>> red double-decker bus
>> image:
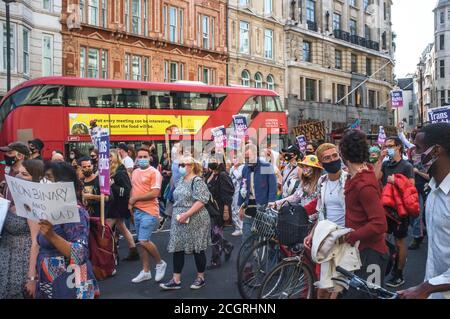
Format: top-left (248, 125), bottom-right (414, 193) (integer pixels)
top-left (0, 77), bottom-right (287, 160)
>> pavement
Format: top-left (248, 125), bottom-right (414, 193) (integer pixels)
top-left (98, 221), bottom-right (428, 299)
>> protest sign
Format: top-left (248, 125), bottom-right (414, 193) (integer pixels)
top-left (0, 197), bottom-right (10, 235)
top-left (232, 115), bottom-right (248, 137)
top-left (296, 135), bottom-right (307, 152)
top-left (98, 132), bottom-right (110, 195)
top-left (377, 126), bottom-right (386, 145)
top-left (428, 106), bottom-right (450, 123)
top-left (391, 90), bottom-right (404, 108)
top-left (5, 176), bottom-right (79, 225)
top-left (211, 126), bottom-right (227, 153)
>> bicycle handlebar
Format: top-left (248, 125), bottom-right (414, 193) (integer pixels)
top-left (336, 266), bottom-right (356, 279)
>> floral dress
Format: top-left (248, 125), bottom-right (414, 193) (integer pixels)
top-left (35, 207), bottom-right (99, 299)
top-left (0, 211), bottom-right (31, 299)
top-left (167, 176), bottom-right (211, 254)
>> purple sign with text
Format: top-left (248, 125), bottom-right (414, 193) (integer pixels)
top-left (98, 132), bottom-right (110, 195)
top-left (391, 90), bottom-right (404, 108)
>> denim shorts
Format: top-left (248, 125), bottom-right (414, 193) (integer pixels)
top-left (133, 209), bottom-right (158, 241)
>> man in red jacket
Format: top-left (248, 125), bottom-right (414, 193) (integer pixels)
top-left (339, 130), bottom-right (389, 299)
top-left (375, 136), bottom-right (415, 288)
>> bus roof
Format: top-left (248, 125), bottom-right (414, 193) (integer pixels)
top-left (2, 77), bottom-right (279, 104)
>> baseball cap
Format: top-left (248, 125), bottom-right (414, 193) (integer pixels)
top-left (0, 141), bottom-right (31, 157)
top-left (28, 138), bottom-right (44, 151)
top-left (118, 142), bottom-right (128, 152)
top-left (282, 145), bottom-right (302, 158)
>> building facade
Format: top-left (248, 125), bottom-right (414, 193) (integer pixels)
top-left (0, 0), bottom-right (63, 97)
top-left (283, 0), bottom-right (395, 141)
top-left (61, 0), bottom-right (227, 84)
top-left (433, 0), bottom-right (450, 108)
top-left (227, 0), bottom-right (285, 100)
top-left (395, 77), bottom-right (416, 132)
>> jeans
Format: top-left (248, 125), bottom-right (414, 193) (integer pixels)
top-left (410, 193), bottom-right (425, 239)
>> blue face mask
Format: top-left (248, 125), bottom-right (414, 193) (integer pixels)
top-left (387, 148), bottom-right (396, 159)
top-left (178, 167), bottom-right (187, 176)
top-left (137, 159), bottom-right (150, 168)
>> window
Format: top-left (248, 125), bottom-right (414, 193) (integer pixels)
top-left (264, 29), bottom-right (273, 59)
top-left (337, 84), bottom-right (346, 105)
top-left (306, 0), bottom-right (316, 23)
top-left (441, 11), bottom-right (445, 24)
top-left (440, 34), bottom-right (445, 50)
top-left (348, 86), bottom-right (353, 105)
top-left (264, 0), bottom-right (273, 15)
top-left (441, 90), bottom-right (446, 105)
top-left (124, 54), bottom-right (130, 80)
top-left (365, 24), bottom-right (371, 40)
top-left (364, 0), bottom-right (370, 11)
top-left (267, 74), bottom-right (275, 90)
top-left (124, 0), bottom-right (129, 32)
top-left (368, 90), bottom-right (376, 108)
top-left (266, 96), bottom-right (282, 112)
top-left (239, 0), bottom-right (249, 6)
top-left (239, 21), bottom-right (250, 54)
top-left (132, 0), bottom-right (141, 34)
top-left (2, 23), bottom-right (16, 72)
top-left (383, 2), bottom-right (386, 20)
top-left (80, 0), bottom-right (85, 22)
top-left (143, 57), bottom-right (149, 81)
top-left (335, 49), bottom-right (342, 69)
top-left (163, 6), bottom-right (184, 43)
top-left (254, 72), bottom-right (263, 88)
top-left (42, 35), bottom-right (53, 76)
top-left (351, 54), bottom-right (358, 72)
top-left (303, 41), bottom-right (311, 62)
top-left (43, 0), bottom-right (51, 11)
top-left (169, 7), bottom-right (177, 42)
top-left (87, 48), bottom-right (99, 78)
top-left (241, 70), bottom-right (250, 87)
top-left (143, 0), bottom-right (148, 36)
top-left (80, 47), bottom-right (86, 76)
top-left (349, 0), bottom-right (356, 7)
top-left (440, 60), bottom-right (445, 78)
top-left (198, 66), bottom-right (215, 85)
top-left (202, 16), bottom-right (210, 49)
top-left (366, 57), bottom-right (372, 76)
top-left (333, 13), bottom-right (341, 31)
top-left (164, 61), bottom-right (184, 82)
top-left (305, 79), bottom-right (316, 101)
top-left (23, 28), bottom-right (30, 75)
top-left (101, 0), bottom-right (107, 28)
top-left (88, 0), bottom-right (99, 26)
top-left (132, 56), bottom-right (141, 80)
top-left (409, 115), bottom-right (413, 126)
top-left (409, 102), bottom-right (413, 110)
top-left (349, 19), bottom-right (357, 36)
top-left (101, 50), bottom-right (108, 79)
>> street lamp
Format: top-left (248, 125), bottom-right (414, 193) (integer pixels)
top-left (417, 60), bottom-right (425, 127)
top-left (3, 0), bottom-right (16, 92)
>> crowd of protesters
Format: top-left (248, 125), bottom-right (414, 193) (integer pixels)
top-left (0, 120), bottom-right (449, 299)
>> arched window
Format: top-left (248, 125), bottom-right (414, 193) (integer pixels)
top-left (266, 74), bottom-right (275, 90)
top-left (254, 72), bottom-right (263, 88)
top-left (241, 70), bottom-right (250, 87)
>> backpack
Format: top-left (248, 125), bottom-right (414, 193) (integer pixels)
top-left (89, 217), bottom-right (117, 281)
top-left (276, 203), bottom-right (310, 246)
top-left (218, 172), bottom-right (235, 205)
top-left (191, 177), bottom-right (222, 223)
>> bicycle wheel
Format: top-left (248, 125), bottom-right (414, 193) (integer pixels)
top-left (236, 233), bottom-right (263, 274)
top-left (237, 239), bottom-right (282, 299)
top-left (258, 259), bottom-right (315, 299)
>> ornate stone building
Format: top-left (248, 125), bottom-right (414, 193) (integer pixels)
top-left (61, 0), bottom-right (227, 85)
top-left (283, 0), bottom-right (395, 141)
top-left (227, 0), bottom-right (285, 100)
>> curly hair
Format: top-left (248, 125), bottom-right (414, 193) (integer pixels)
top-left (339, 129), bottom-right (369, 164)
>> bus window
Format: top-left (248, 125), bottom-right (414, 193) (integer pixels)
top-left (265, 96), bottom-right (283, 112)
top-left (149, 91), bottom-right (173, 109)
top-left (66, 86), bottom-right (114, 107)
top-left (241, 96), bottom-right (263, 114)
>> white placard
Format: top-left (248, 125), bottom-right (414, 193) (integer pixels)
top-left (0, 197), bottom-right (10, 234)
top-left (5, 176), bottom-right (80, 225)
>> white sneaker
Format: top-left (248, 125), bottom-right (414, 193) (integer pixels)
top-left (131, 270), bottom-right (152, 283)
top-left (231, 230), bottom-right (243, 236)
top-left (155, 260), bottom-right (167, 282)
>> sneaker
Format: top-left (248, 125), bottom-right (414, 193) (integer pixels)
top-left (385, 273), bottom-right (405, 288)
top-left (190, 277), bottom-right (205, 290)
top-left (231, 230), bottom-right (242, 236)
top-left (131, 270), bottom-right (152, 283)
top-left (160, 278), bottom-right (182, 290)
top-left (155, 260), bottom-right (167, 282)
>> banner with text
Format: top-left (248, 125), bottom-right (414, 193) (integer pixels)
top-left (0, 198), bottom-right (10, 235)
top-left (428, 106), bottom-right (450, 123)
top-left (377, 126), bottom-right (386, 145)
top-left (98, 132), bottom-right (110, 195)
top-left (296, 135), bottom-right (307, 152)
top-left (391, 90), bottom-right (404, 108)
top-left (5, 176), bottom-right (79, 225)
top-left (211, 126), bottom-right (227, 153)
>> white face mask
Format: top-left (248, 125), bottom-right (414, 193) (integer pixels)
top-left (40, 177), bottom-right (53, 184)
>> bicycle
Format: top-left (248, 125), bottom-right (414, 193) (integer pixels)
top-left (334, 266), bottom-right (399, 299)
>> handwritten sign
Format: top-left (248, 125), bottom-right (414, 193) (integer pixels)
top-left (98, 132), bottom-right (110, 195)
top-left (211, 126), bottom-right (227, 153)
top-left (5, 176), bottom-right (80, 225)
top-left (0, 198), bottom-right (10, 235)
top-left (296, 135), bottom-right (307, 152)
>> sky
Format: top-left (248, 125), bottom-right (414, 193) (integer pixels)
top-left (392, 0), bottom-right (435, 78)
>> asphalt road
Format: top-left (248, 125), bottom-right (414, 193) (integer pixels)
top-left (98, 222), bottom-right (428, 299)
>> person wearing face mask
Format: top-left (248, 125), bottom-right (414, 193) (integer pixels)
top-left (375, 137), bottom-right (415, 288)
top-left (28, 139), bottom-right (44, 161)
top-left (0, 142), bottom-right (31, 200)
top-left (270, 155), bottom-right (322, 209)
top-left (79, 156), bottom-right (111, 218)
top-left (229, 156), bottom-right (244, 236)
top-left (398, 123), bottom-right (450, 299)
top-left (305, 143), bottom-right (316, 156)
top-left (369, 146), bottom-right (381, 164)
top-left (0, 159), bottom-right (43, 299)
top-left (205, 156), bottom-right (235, 269)
top-left (129, 148), bottom-right (167, 284)
top-left (280, 145), bottom-right (302, 198)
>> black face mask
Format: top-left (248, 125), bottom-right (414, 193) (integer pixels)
top-left (4, 155), bottom-right (17, 167)
top-left (82, 169), bottom-right (93, 177)
top-left (306, 151), bottom-right (314, 156)
top-left (322, 159), bottom-right (342, 174)
top-left (208, 163), bottom-right (218, 171)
